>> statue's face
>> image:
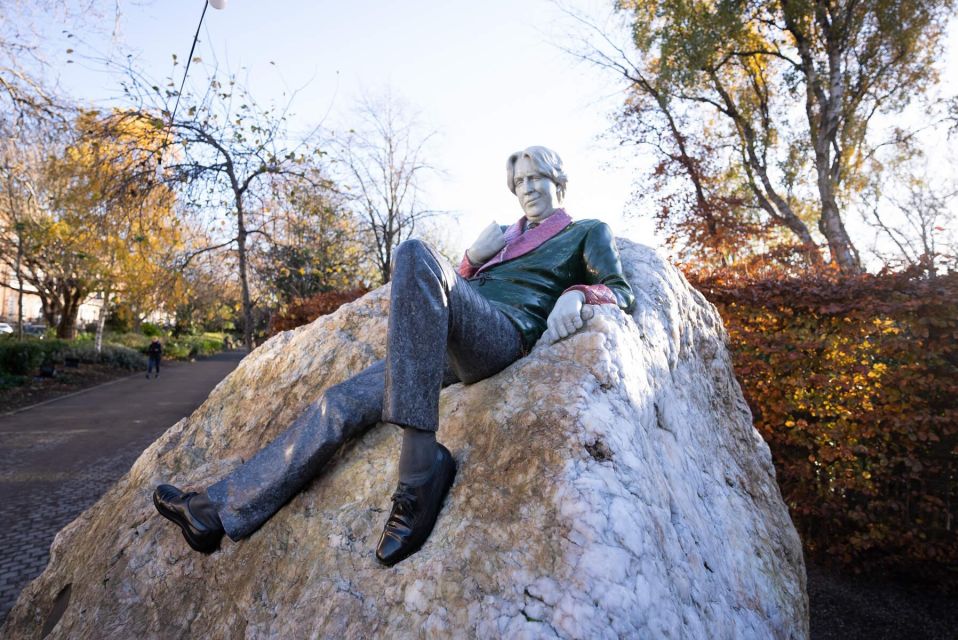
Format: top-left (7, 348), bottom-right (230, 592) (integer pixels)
top-left (513, 156), bottom-right (558, 222)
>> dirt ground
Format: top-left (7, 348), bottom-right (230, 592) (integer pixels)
top-left (0, 364), bottom-right (137, 414)
top-left (807, 561), bottom-right (957, 640)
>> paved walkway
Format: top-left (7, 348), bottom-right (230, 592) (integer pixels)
top-left (0, 350), bottom-right (246, 623)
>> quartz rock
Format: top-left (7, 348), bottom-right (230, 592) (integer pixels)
top-left (2, 240), bottom-right (808, 639)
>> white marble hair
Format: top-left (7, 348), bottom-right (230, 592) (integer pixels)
top-left (506, 145), bottom-right (567, 201)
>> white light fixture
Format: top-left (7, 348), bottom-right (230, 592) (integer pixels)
top-left (208, 0), bottom-right (227, 9)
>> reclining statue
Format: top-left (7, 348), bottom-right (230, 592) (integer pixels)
top-left (152, 145), bottom-right (636, 566)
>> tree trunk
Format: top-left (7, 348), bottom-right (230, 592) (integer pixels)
top-left (15, 230), bottom-right (23, 341)
top-left (818, 194), bottom-right (861, 272)
top-left (784, 1), bottom-right (863, 274)
top-left (811, 123), bottom-right (861, 272)
top-left (707, 69), bottom-right (825, 266)
top-left (57, 291), bottom-right (80, 340)
top-left (40, 287), bottom-right (59, 329)
top-left (236, 207), bottom-right (254, 350)
top-left (95, 288), bottom-right (111, 354)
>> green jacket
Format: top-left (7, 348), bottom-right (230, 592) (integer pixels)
top-left (462, 212), bottom-right (635, 350)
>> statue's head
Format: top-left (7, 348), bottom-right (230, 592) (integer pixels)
top-left (506, 146), bottom-right (567, 223)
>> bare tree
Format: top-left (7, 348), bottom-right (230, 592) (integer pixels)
top-left (0, 135), bottom-right (47, 338)
top-left (0, 1), bottom-right (75, 325)
top-left (0, 0), bottom-right (129, 130)
top-left (865, 164), bottom-right (958, 278)
top-left (120, 61), bottom-right (329, 349)
top-left (332, 92), bottom-right (442, 284)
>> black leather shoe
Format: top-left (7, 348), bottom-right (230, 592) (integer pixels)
top-left (376, 443), bottom-right (457, 566)
top-left (152, 484), bottom-right (224, 554)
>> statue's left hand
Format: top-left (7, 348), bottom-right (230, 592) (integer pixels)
top-left (541, 291), bottom-right (594, 345)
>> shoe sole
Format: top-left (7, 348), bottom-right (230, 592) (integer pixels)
top-left (377, 450), bottom-right (457, 567)
top-left (152, 492), bottom-right (220, 554)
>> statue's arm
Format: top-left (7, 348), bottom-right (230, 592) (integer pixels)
top-left (541, 222), bottom-right (635, 345)
top-left (458, 253), bottom-right (481, 279)
top-left (564, 222), bottom-right (636, 313)
top-left (458, 222), bottom-right (509, 278)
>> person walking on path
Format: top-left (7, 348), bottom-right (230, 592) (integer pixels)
top-left (146, 337), bottom-right (163, 379)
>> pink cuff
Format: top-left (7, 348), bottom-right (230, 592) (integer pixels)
top-left (563, 284), bottom-right (616, 305)
top-left (458, 252), bottom-right (480, 278)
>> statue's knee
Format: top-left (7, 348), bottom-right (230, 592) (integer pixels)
top-left (392, 239), bottom-right (434, 276)
top-left (319, 388), bottom-right (348, 421)
top-left (394, 238), bottom-right (429, 260)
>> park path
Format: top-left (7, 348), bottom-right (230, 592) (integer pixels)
top-left (0, 350), bottom-right (246, 624)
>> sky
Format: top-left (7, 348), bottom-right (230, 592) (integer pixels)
top-left (42, 0), bottom-right (654, 255)
top-left (13, 0), bottom-right (958, 263)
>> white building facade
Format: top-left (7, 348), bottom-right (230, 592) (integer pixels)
top-left (0, 265), bottom-right (104, 329)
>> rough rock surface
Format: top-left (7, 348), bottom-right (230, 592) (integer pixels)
top-left (2, 240), bottom-right (808, 639)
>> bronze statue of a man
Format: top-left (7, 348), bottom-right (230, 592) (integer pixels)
top-left (153, 145), bottom-right (635, 565)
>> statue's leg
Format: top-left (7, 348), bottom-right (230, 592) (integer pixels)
top-left (383, 239), bottom-right (523, 432)
top-left (375, 239), bottom-right (523, 564)
top-left (206, 359), bottom-right (386, 541)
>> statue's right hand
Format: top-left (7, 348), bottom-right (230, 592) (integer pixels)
top-left (465, 221), bottom-right (507, 265)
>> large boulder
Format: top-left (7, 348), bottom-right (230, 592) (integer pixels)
top-left (1, 240), bottom-right (808, 639)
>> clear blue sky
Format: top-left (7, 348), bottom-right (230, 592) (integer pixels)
top-left (46, 0), bottom-right (654, 253)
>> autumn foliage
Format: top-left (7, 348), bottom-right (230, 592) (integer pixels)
top-left (267, 288), bottom-right (369, 336)
top-left (689, 267), bottom-right (958, 581)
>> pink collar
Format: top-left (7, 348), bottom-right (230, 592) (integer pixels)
top-left (475, 209), bottom-right (573, 275)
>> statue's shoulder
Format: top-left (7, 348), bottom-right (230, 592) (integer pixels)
top-left (571, 218), bottom-right (605, 229)
top-left (567, 218), bottom-right (608, 235)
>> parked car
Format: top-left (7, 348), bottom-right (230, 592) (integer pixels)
top-left (0, 322), bottom-right (13, 334)
top-left (22, 324), bottom-right (47, 338)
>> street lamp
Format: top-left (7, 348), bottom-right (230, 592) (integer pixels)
top-left (167, 0), bottom-right (228, 140)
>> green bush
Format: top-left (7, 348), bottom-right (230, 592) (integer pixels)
top-left (0, 371), bottom-right (27, 390)
top-left (141, 322), bottom-right (162, 337)
top-left (0, 341), bottom-right (46, 375)
top-left (194, 334), bottom-right (225, 355)
top-left (62, 343), bottom-right (145, 369)
top-left (0, 336), bottom-right (148, 376)
top-left (163, 341), bottom-right (191, 360)
top-left (164, 334), bottom-right (225, 360)
top-left (98, 345), bottom-right (146, 369)
top-left (0, 339), bottom-right (72, 374)
top-left (0, 331), bottom-right (225, 376)
top-left (105, 310), bottom-right (131, 333)
top-left (105, 332), bottom-right (151, 352)
top-left (37, 339), bottom-right (76, 365)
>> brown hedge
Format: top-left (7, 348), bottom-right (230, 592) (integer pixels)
top-left (688, 267), bottom-right (958, 582)
top-left (267, 288), bottom-right (369, 336)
